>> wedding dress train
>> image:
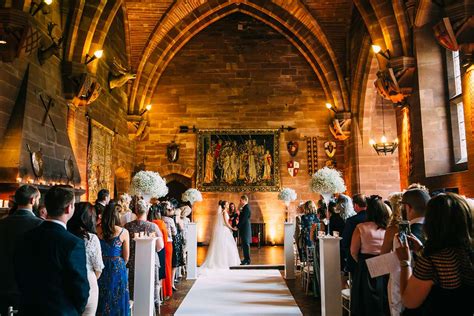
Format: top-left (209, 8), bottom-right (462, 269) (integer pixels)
top-left (200, 206), bottom-right (241, 271)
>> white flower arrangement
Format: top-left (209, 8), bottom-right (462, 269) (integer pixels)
top-left (181, 188), bottom-right (203, 205)
top-left (310, 167), bottom-right (346, 194)
top-left (278, 188), bottom-right (297, 203)
top-left (130, 171), bottom-right (168, 198)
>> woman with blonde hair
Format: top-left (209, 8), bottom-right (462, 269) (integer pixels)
top-left (117, 193), bottom-right (136, 226)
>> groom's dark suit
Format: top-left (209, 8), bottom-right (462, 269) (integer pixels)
top-left (238, 204), bottom-right (251, 263)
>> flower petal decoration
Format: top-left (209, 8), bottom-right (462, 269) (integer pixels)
top-left (130, 171), bottom-right (168, 198)
top-left (278, 187), bottom-right (297, 203)
top-left (310, 167), bottom-right (346, 195)
top-left (181, 188), bottom-right (203, 205)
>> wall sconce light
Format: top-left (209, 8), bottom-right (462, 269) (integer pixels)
top-left (325, 102), bottom-right (337, 114)
top-left (139, 104), bottom-right (152, 116)
top-left (179, 125), bottom-right (196, 133)
top-left (85, 49), bottom-right (103, 65)
top-left (280, 125), bottom-right (296, 132)
top-left (372, 45), bottom-right (391, 60)
top-left (30, 0), bottom-right (53, 16)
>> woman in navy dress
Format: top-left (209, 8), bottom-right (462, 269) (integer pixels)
top-left (97, 202), bottom-right (130, 316)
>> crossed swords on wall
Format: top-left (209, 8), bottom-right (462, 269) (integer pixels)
top-left (38, 92), bottom-right (57, 132)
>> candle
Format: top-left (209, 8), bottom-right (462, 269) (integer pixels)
top-left (16, 177), bottom-right (22, 183)
top-left (28, 179), bottom-right (34, 184)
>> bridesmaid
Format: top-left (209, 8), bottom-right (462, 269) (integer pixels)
top-left (97, 203), bottom-right (130, 316)
top-left (67, 202), bottom-right (104, 316)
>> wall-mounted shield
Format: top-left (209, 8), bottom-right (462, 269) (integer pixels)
top-left (287, 160), bottom-right (299, 177)
top-left (324, 141), bottom-right (336, 158)
top-left (287, 141), bottom-right (298, 157)
top-left (167, 141), bottom-right (180, 163)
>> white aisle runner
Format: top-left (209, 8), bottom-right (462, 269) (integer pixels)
top-left (175, 269), bottom-right (302, 315)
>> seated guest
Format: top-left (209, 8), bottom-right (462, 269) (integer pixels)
top-left (124, 200), bottom-right (164, 303)
top-left (68, 202), bottom-right (104, 316)
top-left (341, 194), bottom-right (367, 274)
top-left (95, 189), bottom-right (110, 221)
top-left (97, 202), bottom-right (130, 315)
top-left (14, 186), bottom-right (89, 315)
top-left (350, 195), bottom-right (390, 316)
top-left (396, 193), bottom-right (474, 315)
top-left (0, 185), bottom-right (42, 315)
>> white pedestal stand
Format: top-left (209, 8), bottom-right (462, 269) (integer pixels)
top-left (186, 223), bottom-right (198, 280)
top-left (284, 222), bottom-right (295, 279)
top-left (133, 237), bottom-right (157, 316)
top-left (318, 236), bottom-right (342, 316)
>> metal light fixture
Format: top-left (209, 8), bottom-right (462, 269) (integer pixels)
top-left (30, 0), bottom-right (53, 16)
top-left (85, 49), bottom-right (103, 65)
top-left (325, 102), bottom-right (337, 113)
top-left (372, 44), bottom-right (391, 60)
top-left (139, 104), bottom-right (152, 116)
top-left (369, 98), bottom-right (398, 155)
top-left (281, 125), bottom-right (296, 132)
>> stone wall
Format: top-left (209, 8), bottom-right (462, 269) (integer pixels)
top-left (136, 13), bottom-right (345, 244)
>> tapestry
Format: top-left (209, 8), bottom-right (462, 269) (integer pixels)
top-left (196, 129), bottom-right (280, 192)
top-left (87, 120), bottom-right (114, 202)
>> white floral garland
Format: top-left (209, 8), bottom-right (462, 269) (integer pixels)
top-left (182, 188), bottom-right (203, 205)
top-left (278, 187), bottom-right (297, 203)
top-left (130, 171), bottom-right (168, 198)
top-left (310, 167), bottom-right (346, 194)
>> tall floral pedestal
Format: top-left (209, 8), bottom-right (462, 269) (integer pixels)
top-left (284, 222), bottom-right (295, 279)
top-left (133, 237), bottom-right (157, 316)
top-left (318, 236), bottom-right (342, 316)
top-left (186, 223), bottom-right (198, 280)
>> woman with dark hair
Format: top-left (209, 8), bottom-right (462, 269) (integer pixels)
top-left (97, 202), bottom-right (130, 316)
top-left (396, 193), bottom-right (474, 315)
top-left (68, 202), bottom-right (104, 316)
top-left (148, 200), bottom-right (172, 299)
top-left (229, 202), bottom-right (239, 243)
top-left (350, 195), bottom-right (390, 315)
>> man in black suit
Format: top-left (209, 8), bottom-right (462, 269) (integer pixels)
top-left (15, 186), bottom-right (89, 316)
top-left (341, 194), bottom-right (367, 273)
top-left (401, 188), bottom-right (430, 249)
top-left (238, 195), bottom-right (252, 265)
top-left (94, 188), bottom-right (110, 220)
top-left (0, 185), bottom-right (43, 315)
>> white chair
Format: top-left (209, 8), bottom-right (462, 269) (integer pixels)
top-left (341, 288), bottom-right (350, 315)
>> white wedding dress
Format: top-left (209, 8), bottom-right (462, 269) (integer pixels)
top-left (200, 206), bottom-right (241, 271)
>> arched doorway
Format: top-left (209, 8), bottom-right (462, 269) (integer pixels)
top-left (165, 173), bottom-right (192, 203)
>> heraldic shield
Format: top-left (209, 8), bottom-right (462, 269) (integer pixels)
top-left (287, 160), bottom-right (299, 177)
top-left (287, 141), bottom-right (298, 157)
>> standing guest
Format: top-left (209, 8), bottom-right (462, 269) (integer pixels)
top-left (117, 193), bottom-right (136, 226)
top-left (341, 194), bottom-right (367, 273)
top-left (33, 204), bottom-right (47, 220)
top-left (406, 183), bottom-right (429, 195)
top-left (237, 195), bottom-right (252, 265)
top-left (14, 186), bottom-right (89, 315)
top-left (401, 189), bottom-right (430, 246)
top-left (95, 189), bottom-right (110, 221)
top-left (68, 202), bottom-right (104, 316)
top-left (124, 200), bottom-right (164, 302)
top-left (380, 192), bottom-right (405, 316)
top-left (148, 203), bottom-right (171, 299)
top-left (162, 202), bottom-right (177, 292)
top-left (179, 205), bottom-right (192, 269)
top-left (173, 208), bottom-right (186, 280)
top-left (0, 185), bottom-right (42, 315)
top-left (350, 195), bottom-right (390, 316)
top-left (294, 202), bottom-right (305, 261)
top-left (301, 200), bottom-right (319, 249)
top-left (97, 202), bottom-right (130, 315)
top-left (396, 193), bottom-right (474, 315)
top-left (336, 194), bottom-right (356, 221)
top-left (229, 202), bottom-right (239, 243)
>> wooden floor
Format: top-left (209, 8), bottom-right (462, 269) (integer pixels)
top-left (160, 246), bottom-right (321, 315)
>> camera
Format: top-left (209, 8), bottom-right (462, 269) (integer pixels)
top-left (399, 221), bottom-right (411, 243)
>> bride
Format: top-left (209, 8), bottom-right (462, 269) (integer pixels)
top-left (200, 200), bottom-right (241, 270)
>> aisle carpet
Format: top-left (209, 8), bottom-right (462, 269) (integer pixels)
top-left (175, 269), bottom-right (302, 315)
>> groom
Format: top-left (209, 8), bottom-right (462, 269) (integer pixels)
top-left (238, 195), bottom-right (251, 265)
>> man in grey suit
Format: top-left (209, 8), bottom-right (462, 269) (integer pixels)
top-left (238, 195), bottom-right (252, 265)
top-left (0, 185), bottom-right (42, 315)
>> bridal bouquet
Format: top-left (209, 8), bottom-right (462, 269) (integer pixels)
top-left (278, 188), bottom-right (297, 204)
top-left (181, 188), bottom-right (203, 205)
top-left (130, 171), bottom-right (168, 198)
top-left (310, 167), bottom-right (346, 197)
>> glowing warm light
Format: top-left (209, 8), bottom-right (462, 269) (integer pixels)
top-left (145, 104), bottom-right (152, 111)
top-left (16, 177), bottom-right (22, 183)
top-left (372, 45), bottom-right (382, 54)
top-left (44, 0), bottom-right (53, 5)
top-left (93, 50), bottom-right (103, 59)
top-left (381, 135), bottom-right (387, 143)
top-left (0, 40), bottom-right (6, 45)
top-left (369, 139), bottom-right (376, 145)
top-left (325, 103), bottom-right (332, 109)
top-left (394, 138), bottom-right (399, 144)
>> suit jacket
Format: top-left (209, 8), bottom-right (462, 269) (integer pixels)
top-left (237, 204), bottom-right (251, 243)
top-left (14, 221), bottom-right (89, 316)
top-left (0, 210), bottom-right (43, 299)
top-left (341, 210), bottom-right (367, 273)
top-left (94, 202), bottom-right (106, 218)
